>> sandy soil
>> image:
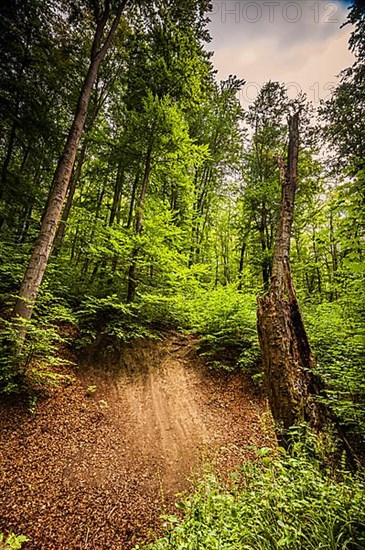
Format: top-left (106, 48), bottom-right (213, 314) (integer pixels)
top-left (0, 332), bottom-right (275, 549)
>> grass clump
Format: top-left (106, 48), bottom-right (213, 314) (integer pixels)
top-left (141, 440), bottom-right (365, 550)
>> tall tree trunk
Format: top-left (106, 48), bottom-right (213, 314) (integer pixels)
top-left (189, 166), bottom-right (212, 267)
top-left (54, 74), bottom-right (115, 252)
top-left (238, 241), bottom-right (247, 291)
top-left (257, 112), bottom-right (324, 446)
top-left (12, 2), bottom-right (128, 336)
top-left (82, 185), bottom-right (105, 281)
top-left (108, 162), bottom-right (125, 277)
top-left (109, 161), bottom-right (124, 227)
top-left (1, 119), bottom-right (17, 199)
top-left (17, 204), bottom-right (33, 243)
top-left (0, 32), bottom-right (30, 208)
top-left (312, 225), bottom-right (322, 295)
top-left (127, 142), bottom-right (153, 303)
top-left (53, 141), bottom-right (88, 254)
top-left (126, 169), bottom-right (140, 230)
top-left (259, 200), bottom-right (271, 292)
top-left (329, 209), bottom-right (339, 300)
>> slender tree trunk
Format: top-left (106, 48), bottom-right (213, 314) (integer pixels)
top-left (127, 143), bottom-right (153, 303)
top-left (188, 169), bottom-right (199, 267)
top-left (0, 32), bottom-right (31, 204)
top-left (1, 120), bottom-right (17, 191)
top-left (70, 224), bottom-right (79, 262)
top-left (12, 2), bottom-right (127, 336)
top-left (126, 169), bottom-right (140, 230)
top-left (238, 218), bottom-right (252, 291)
top-left (82, 185), bottom-right (105, 280)
top-left (312, 226), bottom-right (322, 295)
top-left (1, 79), bottom-right (25, 195)
top-left (259, 201), bottom-right (271, 291)
top-left (189, 166), bottom-right (212, 267)
top-left (54, 76), bottom-right (114, 252)
top-left (53, 141), bottom-right (88, 253)
top-left (329, 209), bottom-right (339, 300)
top-left (17, 204), bottom-right (33, 243)
top-left (238, 241), bottom-right (247, 291)
top-left (110, 161), bottom-right (124, 227)
top-left (257, 113), bottom-right (324, 446)
top-left (214, 242), bottom-right (219, 287)
top-left (108, 162), bottom-right (125, 277)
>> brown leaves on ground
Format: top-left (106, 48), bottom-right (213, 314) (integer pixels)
top-left (0, 332), bottom-right (275, 549)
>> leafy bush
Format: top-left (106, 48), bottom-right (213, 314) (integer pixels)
top-left (0, 317), bottom-right (73, 393)
top-left (304, 300), bottom-right (365, 440)
top-left (0, 320), bottom-right (21, 393)
top-left (0, 243), bottom-right (31, 299)
top-left (75, 287), bottom-right (260, 374)
top-left (141, 442), bottom-right (365, 550)
top-left (187, 287), bottom-right (260, 371)
top-left (0, 532), bottom-right (28, 549)
top-left (75, 295), bottom-right (156, 348)
top-left (0, 288), bottom-right (76, 393)
top-left (132, 286), bottom-right (260, 371)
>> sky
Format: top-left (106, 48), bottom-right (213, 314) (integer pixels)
top-left (207, 0), bottom-right (355, 106)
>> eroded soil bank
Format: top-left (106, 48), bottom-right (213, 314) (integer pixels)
top-left (0, 333), bottom-right (274, 549)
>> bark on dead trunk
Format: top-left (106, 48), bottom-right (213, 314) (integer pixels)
top-left (12, 1), bottom-right (128, 342)
top-left (257, 112), bottom-right (324, 446)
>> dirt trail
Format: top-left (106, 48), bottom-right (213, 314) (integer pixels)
top-left (0, 333), bottom-right (275, 549)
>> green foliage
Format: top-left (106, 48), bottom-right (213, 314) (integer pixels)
top-left (0, 286), bottom-right (76, 394)
top-left (145, 286), bottom-right (260, 371)
top-left (190, 287), bottom-right (260, 370)
top-left (141, 443), bottom-right (365, 550)
top-left (304, 298), bottom-right (365, 440)
top-left (0, 244), bottom-right (30, 298)
top-left (0, 320), bottom-right (21, 393)
top-left (0, 318), bottom-right (70, 393)
top-left (0, 532), bottom-right (28, 549)
top-left (75, 295), bottom-right (156, 348)
top-left (0, 0), bottom-right (364, 451)
top-left (74, 287), bottom-right (261, 375)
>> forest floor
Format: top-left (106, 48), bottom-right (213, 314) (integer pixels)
top-left (0, 332), bottom-right (275, 549)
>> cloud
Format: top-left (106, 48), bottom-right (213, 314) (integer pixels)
top-left (207, 0), bottom-right (355, 104)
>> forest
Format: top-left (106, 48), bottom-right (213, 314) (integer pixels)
top-left (0, 0), bottom-right (364, 548)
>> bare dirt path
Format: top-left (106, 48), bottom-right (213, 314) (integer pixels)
top-left (0, 333), bottom-right (275, 549)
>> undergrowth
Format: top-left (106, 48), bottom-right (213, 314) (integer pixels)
top-left (140, 434), bottom-right (365, 550)
top-left (304, 299), bottom-right (365, 441)
top-left (0, 285), bottom-right (76, 394)
top-left (73, 286), bottom-right (260, 371)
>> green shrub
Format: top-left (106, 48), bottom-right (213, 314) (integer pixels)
top-left (0, 320), bottom-right (21, 393)
top-left (141, 442), bottom-right (365, 550)
top-left (189, 287), bottom-right (260, 371)
top-left (304, 300), bottom-right (365, 440)
top-left (0, 288), bottom-right (76, 394)
top-left (75, 287), bottom-right (261, 374)
top-left (0, 532), bottom-right (28, 549)
top-left (75, 295), bottom-right (156, 348)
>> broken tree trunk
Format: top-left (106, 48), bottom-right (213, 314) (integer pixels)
top-left (257, 112), bottom-right (324, 445)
